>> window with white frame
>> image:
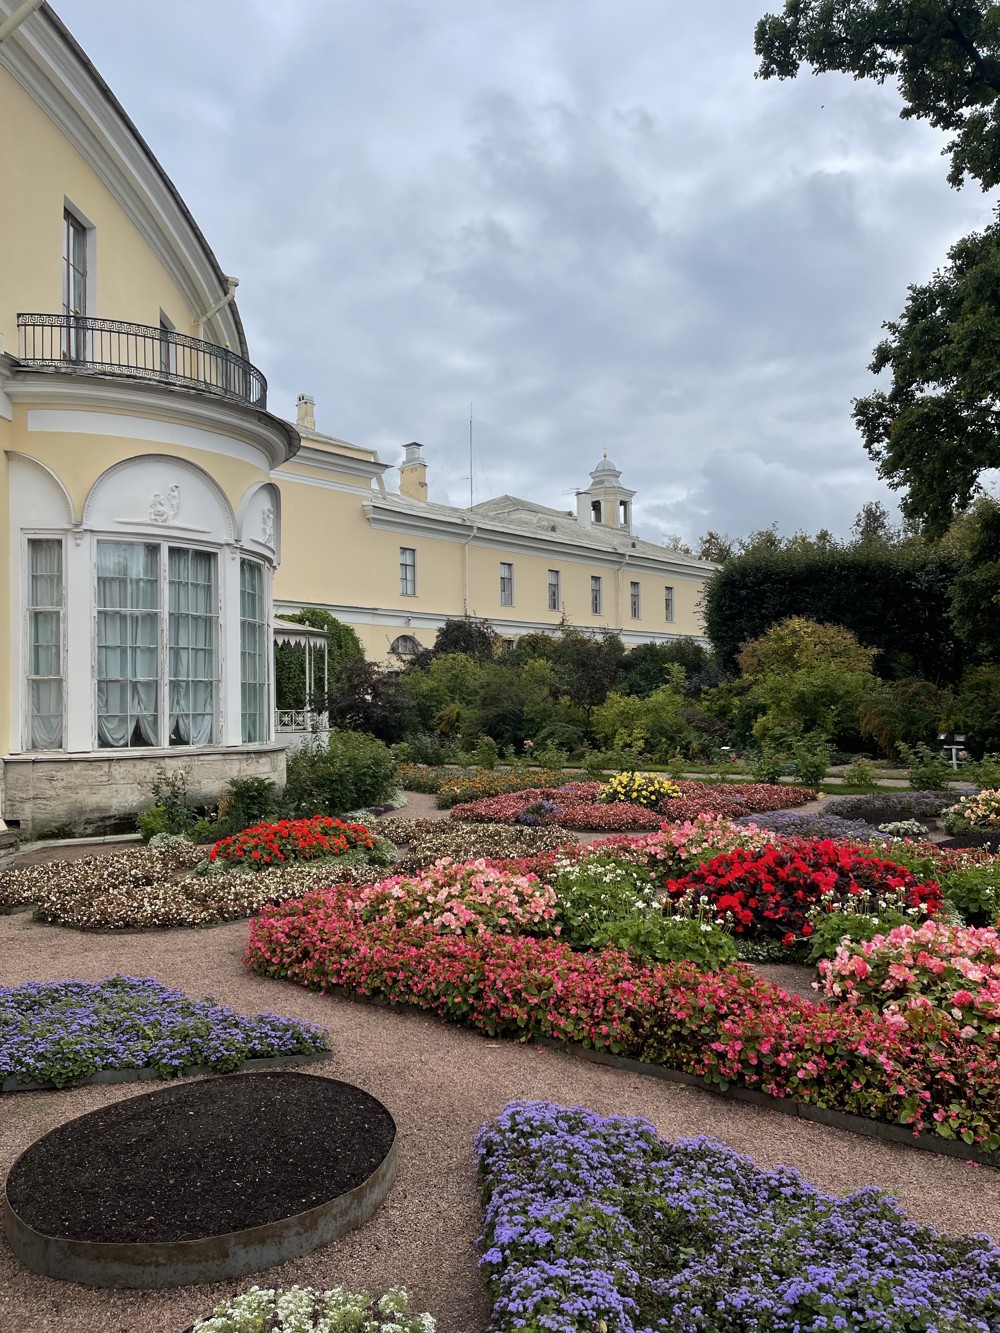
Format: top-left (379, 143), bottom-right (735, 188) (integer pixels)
top-left (26, 539), bottom-right (64, 750)
top-left (630, 580), bottom-right (641, 618)
top-left (400, 547), bottom-right (416, 596)
top-left (500, 561), bottom-right (514, 606)
top-left (96, 542), bottom-right (162, 747)
top-left (168, 548), bottom-right (218, 745)
top-left (591, 575), bottom-right (603, 615)
top-left (547, 569), bottom-right (560, 611)
top-left (664, 585), bottom-right (675, 622)
top-left (240, 559), bottom-right (268, 743)
top-left (62, 207), bottom-right (89, 360)
top-left (95, 540), bottom-right (221, 748)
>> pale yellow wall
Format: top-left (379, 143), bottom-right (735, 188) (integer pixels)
top-left (463, 545), bottom-right (704, 638)
top-left (275, 469), bottom-right (710, 661)
top-left (7, 405), bottom-right (269, 516)
top-left (0, 67), bottom-right (197, 352)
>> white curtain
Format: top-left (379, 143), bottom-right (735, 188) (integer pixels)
top-left (168, 548), bottom-right (217, 746)
top-left (240, 559), bottom-right (266, 742)
top-left (27, 540), bottom-right (63, 750)
top-left (96, 542), bottom-right (159, 747)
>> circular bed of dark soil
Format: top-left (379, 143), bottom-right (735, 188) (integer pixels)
top-left (3, 1072), bottom-right (397, 1287)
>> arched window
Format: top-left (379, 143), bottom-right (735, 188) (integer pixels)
top-left (390, 634), bottom-right (421, 658)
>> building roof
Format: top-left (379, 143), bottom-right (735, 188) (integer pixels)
top-left (366, 489), bottom-right (715, 573)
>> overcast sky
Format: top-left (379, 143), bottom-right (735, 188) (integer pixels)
top-left (55, 0), bottom-right (996, 546)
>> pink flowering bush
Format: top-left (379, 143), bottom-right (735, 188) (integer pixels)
top-left (450, 780), bottom-right (814, 831)
top-left (244, 890), bottom-right (1000, 1153)
top-left (818, 920), bottom-right (1000, 1039)
top-left (352, 857), bottom-right (558, 936)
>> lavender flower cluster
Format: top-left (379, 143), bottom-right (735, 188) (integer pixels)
top-left (0, 976), bottom-right (329, 1089)
top-left (476, 1100), bottom-right (1000, 1333)
top-left (735, 810), bottom-right (888, 841)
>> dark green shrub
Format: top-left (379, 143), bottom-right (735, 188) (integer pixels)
top-left (897, 741), bottom-right (952, 791)
top-left (219, 777), bottom-right (280, 835)
top-left (940, 864), bottom-right (1000, 926)
top-left (284, 731), bottom-right (397, 817)
top-left (790, 734), bottom-right (831, 787)
top-left (136, 805), bottom-right (168, 841)
top-left (825, 792), bottom-right (951, 824)
top-left (593, 913), bottom-right (738, 971)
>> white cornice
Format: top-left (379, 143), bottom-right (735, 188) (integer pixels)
top-left (363, 499), bottom-right (713, 580)
top-left (281, 442), bottom-right (388, 481)
top-left (6, 369), bottom-right (298, 469)
top-left (275, 598), bottom-right (708, 647)
top-left (0, 4), bottom-right (244, 353)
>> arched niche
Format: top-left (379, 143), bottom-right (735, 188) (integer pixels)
top-left (7, 454), bottom-right (76, 529)
top-left (82, 455), bottom-right (236, 543)
top-left (237, 481), bottom-right (280, 560)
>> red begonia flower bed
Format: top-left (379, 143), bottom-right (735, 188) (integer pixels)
top-left (664, 839), bottom-right (943, 942)
top-left (244, 889), bottom-right (999, 1154)
top-left (209, 816), bottom-right (376, 870)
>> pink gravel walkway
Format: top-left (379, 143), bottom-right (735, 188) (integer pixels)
top-left (1, 913), bottom-right (998, 1333)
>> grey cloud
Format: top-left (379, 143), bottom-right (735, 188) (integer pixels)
top-left (53, 0), bottom-right (1000, 544)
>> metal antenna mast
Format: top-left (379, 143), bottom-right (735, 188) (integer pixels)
top-left (469, 402), bottom-right (474, 509)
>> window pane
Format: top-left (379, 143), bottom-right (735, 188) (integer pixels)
top-left (96, 541), bottom-right (160, 747)
top-left (591, 576), bottom-right (602, 615)
top-left (548, 570), bottom-right (560, 611)
top-left (168, 547), bottom-right (217, 746)
top-left (665, 586), bottom-right (674, 622)
top-left (27, 540), bottom-right (64, 750)
top-left (400, 547), bottom-right (416, 596)
top-left (240, 559), bottom-right (268, 742)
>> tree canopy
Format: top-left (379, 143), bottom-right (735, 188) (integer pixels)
top-left (853, 219), bottom-right (1000, 533)
top-left (755, 1), bottom-right (1000, 189)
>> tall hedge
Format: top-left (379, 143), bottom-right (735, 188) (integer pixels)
top-left (703, 547), bottom-right (964, 683)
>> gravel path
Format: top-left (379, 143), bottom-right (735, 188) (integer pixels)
top-left (2, 914), bottom-right (998, 1333)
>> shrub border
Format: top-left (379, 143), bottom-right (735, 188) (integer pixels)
top-left (0, 1051), bottom-right (329, 1095)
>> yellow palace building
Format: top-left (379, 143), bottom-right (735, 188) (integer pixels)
top-left (0, 0), bottom-right (714, 832)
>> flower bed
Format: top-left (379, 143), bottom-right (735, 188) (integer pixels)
top-left (244, 893), bottom-right (999, 1151)
top-left (394, 765), bottom-right (580, 808)
top-left (209, 816), bottom-right (389, 870)
top-left (664, 838), bottom-right (942, 943)
top-left (946, 789), bottom-right (1000, 835)
top-left (825, 790), bottom-right (955, 824)
top-left (376, 818), bottom-right (573, 872)
top-left (190, 1286), bottom-right (435, 1333)
top-left (736, 809), bottom-right (888, 841)
top-left (476, 1100), bottom-right (1000, 1333)
top-left (450, 780), bottom-right (814, 831)
top-left (0, 976), bottom-right (328, 1089)
top-left (354, 858), bottom-right (558, 936)
top-left (597, 771), bottom-right (681, 807)
top-left (818, 920), bottom-right (1000, 1041)
top-left (7, 852), bottom-right (386, 931)
top-left (0, 843), bottom-right (204, 912)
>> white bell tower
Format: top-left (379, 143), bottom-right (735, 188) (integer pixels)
top-left (575, 452), bottom-right (636, 531)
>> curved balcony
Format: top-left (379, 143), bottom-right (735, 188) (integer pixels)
top-left (16, 313), bottom-right (267, 409)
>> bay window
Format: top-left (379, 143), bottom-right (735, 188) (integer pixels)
top-left (95, 540), bottom-right (220, 748)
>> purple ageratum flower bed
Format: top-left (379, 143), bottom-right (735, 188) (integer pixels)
top-left (0, 976), bottom-right (329, 1090)
top-left (475, 1100), bottom-right (1000, 1333)
top-left (735, 809), bottom-right (889, 841)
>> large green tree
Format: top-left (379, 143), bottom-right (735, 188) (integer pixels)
top-left (756, 2), bottom-right (1000, 532)
top-left (853, 220), bottom-right (1000, 533)
top-left (755, 1), bottom-right (1000, 190)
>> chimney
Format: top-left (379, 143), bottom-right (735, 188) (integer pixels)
top-left (296, 393), bottom-right (316, 431)
top-left (575, 490), bottom-right (592, 527)
top-left (399, 441), bottom-right (428, 502)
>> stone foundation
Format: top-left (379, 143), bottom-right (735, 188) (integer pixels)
top-left (2, 745), bottom-right (287, 836)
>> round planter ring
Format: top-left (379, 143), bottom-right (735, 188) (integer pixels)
top-left (3, 1077), bottom-right (397, 1289)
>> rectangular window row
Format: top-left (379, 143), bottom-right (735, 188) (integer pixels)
top-left (397, 548), bottom-right (674, 623)
top-left (26, 537), bottom-right (268, 751)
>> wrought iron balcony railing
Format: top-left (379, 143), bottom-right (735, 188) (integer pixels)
top-left (16, 313), bottom-right (267, 409)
